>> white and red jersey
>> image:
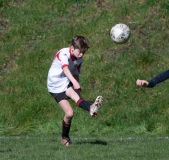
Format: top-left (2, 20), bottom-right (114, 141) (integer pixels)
top-left (47, 47), bottom-right (83, 93)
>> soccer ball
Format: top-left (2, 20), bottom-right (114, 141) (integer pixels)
top-left (110, 23), bottom-right (130, 44)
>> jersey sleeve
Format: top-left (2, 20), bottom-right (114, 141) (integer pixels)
top-left (148, 70), bottom-right (169, 87)
top-left (55, 51), bottom-right (69, 69)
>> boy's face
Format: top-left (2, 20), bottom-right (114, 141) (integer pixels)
top-left (72, 48), bottom-right (84, 58)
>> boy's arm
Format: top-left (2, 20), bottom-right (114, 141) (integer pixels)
top-left (147, 70), bottom-right (169, 88)
top-left (63, 66), bottom-right (81, 90)
top-left (73, 74), bottom-right (82, 96)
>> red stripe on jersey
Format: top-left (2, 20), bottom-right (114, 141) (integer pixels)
top-left (62, 64), bottom-right (68, 69)
top-left (55, 52), bottom-right (61, 61)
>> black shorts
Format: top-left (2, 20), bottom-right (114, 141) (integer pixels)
top-left (50, 82), bottom-right (73, 103)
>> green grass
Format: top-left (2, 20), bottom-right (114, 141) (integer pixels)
top-left (1, 135), bottom-right (169, 160)
top-left (1, 0), bottom-right (169, 159)
top-left (1, 0), bottom-right (169, 157)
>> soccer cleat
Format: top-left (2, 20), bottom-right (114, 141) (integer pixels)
top-left (90, 96), bottom-right (103, 117)
top-left (61, 137), bottom-right (72, 146)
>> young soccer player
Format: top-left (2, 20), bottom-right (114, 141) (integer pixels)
top-left (47, 35), bottom-right (103, 146)
top-left (136, 70), bottom-right (169, 87)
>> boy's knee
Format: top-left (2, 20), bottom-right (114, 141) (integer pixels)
top-left (66, 112), bottom-right (74, 120)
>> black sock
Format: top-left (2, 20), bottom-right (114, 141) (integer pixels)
top-left (77, 98), bottom-right (91, 112)
top-left (62, 120), bottom-right (71, 139)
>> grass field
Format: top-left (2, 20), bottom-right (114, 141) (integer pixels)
top-left (1, 135), bottom-right (169, 160)
top-left (1, 0), bottom-right (169, 159)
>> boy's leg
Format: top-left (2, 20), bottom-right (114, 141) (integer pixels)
top-left (66, 87), bottom-right (90, 111)
top-left (59, 99), bottom-right (73, 146)
top-left (59, 99), bottom-right (73, 125)
top-left (66, 87), bottom-right (103, 116)
top-left (77, 96), bottom-right (103, 116)
top-left (61, 120), bottom-right (72, 146)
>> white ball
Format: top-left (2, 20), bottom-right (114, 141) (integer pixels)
top-left (110, 23), bottom-right (131, 43)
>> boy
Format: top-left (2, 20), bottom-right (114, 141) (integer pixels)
top-left (47, 35), bottom-right (103, 146)
top-left (136, 70), bottom-right (169, 87)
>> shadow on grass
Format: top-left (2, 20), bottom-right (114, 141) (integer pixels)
top-left (0, 148), bottom-right (12, 153)
top-left (76, 140), bottom-right (107, 145)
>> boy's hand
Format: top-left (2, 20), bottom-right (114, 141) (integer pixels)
top-left (136, 79), bottom-right (149, 87)
top-left (73, 81), bottom-right (82, 90)
top-left (63, 67), bottom-right (82, 90)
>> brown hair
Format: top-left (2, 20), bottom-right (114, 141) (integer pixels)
top-left (71, 35), bottom-right (90, 54)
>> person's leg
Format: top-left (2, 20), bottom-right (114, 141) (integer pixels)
top-left (66, 87), bottom-right (103, 116)
top-left (66, 87), bottom-right (91, 111)
top-left (66, 86), bottom-right (81, 102)
top-left (59, 99), bottom-right (73, 146)
top-left (59, 99), bottom-right (74, 125)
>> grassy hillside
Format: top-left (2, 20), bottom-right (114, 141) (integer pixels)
top-left (0, 0), bottom-right (169, 136)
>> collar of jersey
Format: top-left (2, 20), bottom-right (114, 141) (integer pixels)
top-left (69, 46), bottom-right (77, 61)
